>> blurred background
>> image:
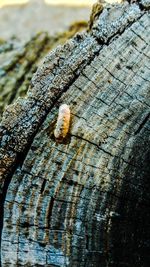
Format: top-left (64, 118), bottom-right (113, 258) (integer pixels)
top-left (0, 0), bottom-right (95, 42)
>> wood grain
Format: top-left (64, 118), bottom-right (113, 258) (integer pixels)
top-left (0, 1), bottom-right (150, 266)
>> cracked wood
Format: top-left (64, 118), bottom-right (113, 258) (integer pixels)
top-left (0, 1), bottom-right (150, 266)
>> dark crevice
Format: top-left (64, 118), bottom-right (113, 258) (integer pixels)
top-left (86, 235), bottom-right (89, 250)
top-left (55, 198), bottom-right (74, 204)
top-left (104, 67), bottom-right (126, 85)
top-left (135, 112), bottom-right (150, 135)
top-left (40, 179), bottom-right (47, 194)
top-left (138, 0), bottom-right (150, 11)
top-left (20, 222), bottom-right (34, 228)
top-left (47, 197), bottom-right (54, 228)
top-left (131, 28), bottom-right (149, 45)
top-left (71, 133), bottom-right (115, 157)
top-left (62, 177), bottom-right (83, 187)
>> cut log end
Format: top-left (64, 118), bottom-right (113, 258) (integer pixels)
top-left (0, 1), bottom-right (150, 266)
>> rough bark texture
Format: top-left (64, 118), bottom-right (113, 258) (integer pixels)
top-left (0, 1), bottom-right (150, 266)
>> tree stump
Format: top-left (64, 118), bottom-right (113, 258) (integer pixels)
top-left (0, 1), bottom-right (150, 266)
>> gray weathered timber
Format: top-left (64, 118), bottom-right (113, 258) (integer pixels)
top-left (0, 1), bottom-right (150, 266)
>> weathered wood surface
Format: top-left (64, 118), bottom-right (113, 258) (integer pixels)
top-left (0, 1), bottom-right (150, 266)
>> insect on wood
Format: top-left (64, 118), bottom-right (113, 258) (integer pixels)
top-left (54, 104), bottom-right (71, 140)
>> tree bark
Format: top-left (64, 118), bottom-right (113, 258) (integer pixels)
top-left (0, 1), bottom-right (150, 266)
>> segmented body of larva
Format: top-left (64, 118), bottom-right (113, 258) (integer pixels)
top-left (54, 104), bottom-right (70, 140)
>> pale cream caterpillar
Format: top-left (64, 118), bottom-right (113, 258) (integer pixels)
top-left (54, 104), bottom-right (71, 140)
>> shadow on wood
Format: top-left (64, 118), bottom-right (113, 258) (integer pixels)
top-left (0, 0), bottom-right (150, 266)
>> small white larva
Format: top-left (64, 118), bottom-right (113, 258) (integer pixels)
top-left (54, 104), bottom-right (70, 140)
